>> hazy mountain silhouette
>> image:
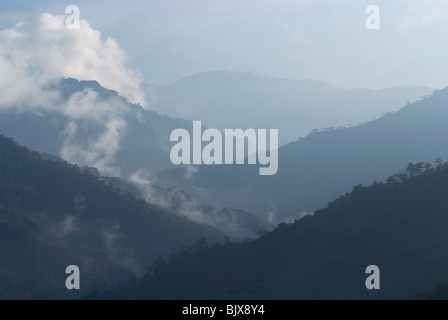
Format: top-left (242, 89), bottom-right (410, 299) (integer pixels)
top-left (99, 160), bottom-right (448, 299)
top-left (147, 71), bottom-right (434, 145)
top-left (155, 86), bottom-right (448, 222)
top-left (0, 75), bottom-right (442, 224)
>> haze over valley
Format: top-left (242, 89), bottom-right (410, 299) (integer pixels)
top-left (1, 0), bottom-right (448, 300)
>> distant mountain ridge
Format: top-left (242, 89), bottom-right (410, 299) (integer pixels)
top-left (155, 85), bottom-right (448, 222)
top-left (146, 70), bottom-right (434, 145)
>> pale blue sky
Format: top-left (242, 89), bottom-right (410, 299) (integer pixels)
top-left (1, 0), bottom-right (448, 89)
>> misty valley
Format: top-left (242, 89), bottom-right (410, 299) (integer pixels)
top-left (2, 77), bottom-right (448, 300)
top-left (1, 2), bottom-right (448, 303)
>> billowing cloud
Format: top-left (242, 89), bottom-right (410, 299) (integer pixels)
top-left (60, 116), bottom-right (127, 177)
top-left (0, 13), bottom-right (146, 175)
top-left (58, 89), bottom-right (128, 176)
top-left (0, 12), bottom-right (145, 107)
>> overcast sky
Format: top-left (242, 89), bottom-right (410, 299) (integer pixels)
top-left (1, 0), bottom-right (448, 90)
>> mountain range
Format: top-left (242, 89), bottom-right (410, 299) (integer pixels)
top-left (154, 85), bottom-right (448, 222)
top-left (0, 77), bottom-right (188, 177)
top-left (0, 73), bottom-right (439, 225)
top-left (146, 71), bottom-right (434, 145)
top-left (2, 71), bottom-right (448, 299)
top-left (94, 160), bottom-right (448, 299)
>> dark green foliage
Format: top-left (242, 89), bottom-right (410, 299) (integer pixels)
top-left (105, 160), bottom-right (448, 299)
top-left (0, 134), bottom-right (221, 299)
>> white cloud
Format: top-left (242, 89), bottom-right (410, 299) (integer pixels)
top-left (0, 12), bottom-right (145, 107)
top-left (0, 23), bottom-right (60, 111)
top-left (63, 88), bottom-right (129, 120)
top-left (60, 108), bottom-right (127, 176)
top-left (56, 89), bottom-right (129, 176)
top-left (0, 13), bottom-right (146, 175)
